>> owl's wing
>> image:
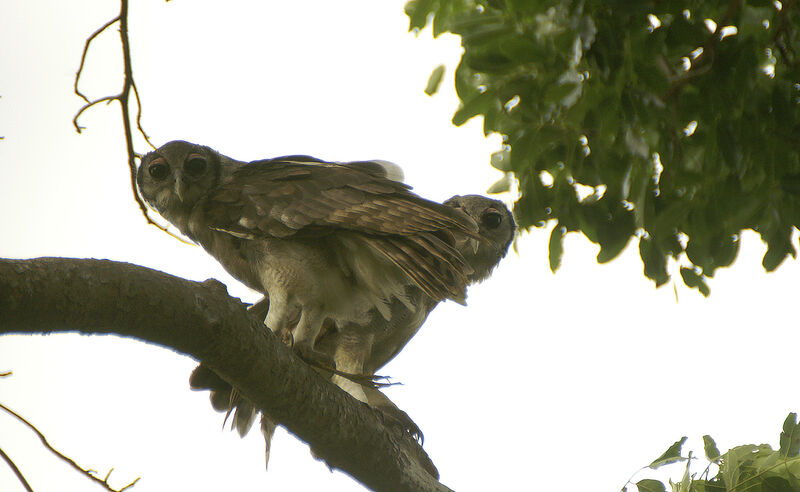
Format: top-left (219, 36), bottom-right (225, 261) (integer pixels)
top-left (200, 158), bottom-right (479, 302)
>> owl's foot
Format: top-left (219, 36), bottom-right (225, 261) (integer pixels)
top-left (294, 343), bottom-right (335, 369)
top-left (277, 327), bottom-right (294, 347)
top-left (378, 406), bottom-right (424, 444)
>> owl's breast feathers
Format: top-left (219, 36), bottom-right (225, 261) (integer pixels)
top-left (192, 158), bottom-right (481, 305)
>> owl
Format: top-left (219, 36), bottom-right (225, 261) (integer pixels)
top-left (189, 193), bottom-right (515, 464)
top-left (315, 194), bottom-right (515, 434)
top-left (355, 194), bottom-right (516, 376)
top-left (137, 140), bottom-right (483, 367)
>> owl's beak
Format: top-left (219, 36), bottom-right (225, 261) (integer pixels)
top-left (173, 179), bottom-right (185, 202)
top-left (470, 238), bottom-right (481, 254)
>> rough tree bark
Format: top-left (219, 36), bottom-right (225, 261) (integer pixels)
top-left (0, 257), bottom-right (451, 492)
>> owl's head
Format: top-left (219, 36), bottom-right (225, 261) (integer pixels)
top-left (137, 140), bottom-right (225, 231)
top-left (444, 194), bottom-right (516, 282)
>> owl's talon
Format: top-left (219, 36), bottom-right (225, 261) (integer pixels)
top-left (295, 344), bottom-right (335, 369)
top-left (379, 407), bottom-right (424, 444)
top-left (279, 329), bottom-right (294, 347)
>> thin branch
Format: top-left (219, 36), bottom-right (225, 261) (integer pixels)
top-left (72, 96), bottom-right (118, 132)
top-left (74, 16), bottom-right (121, 104)
top-left (72, 0), bottom-right (175, 238)
top-left (142, 211), bottom-right (197, 245)
top-left (116, 0), bottom-right (147, 219)
top-left (130, 80), bottom-right (154, 150)
top-left (0, 402), bottom-right (140, 492)
top-left (0, 447), bottom-right (34, 492)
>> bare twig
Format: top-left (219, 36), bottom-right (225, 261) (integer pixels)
top-left (0, 447), bottom-right (34, 492)
top-left (130, 80), bottom-right (154, 149)
top-left (116, 0), bottom-right (145, 214)
top-left (73, 0), bottom-right (164, 233)
top-left (74, 16), bottom-right (121, 104)
top-left (0, 402), bottom-right (140, 492)
top-left (0, 371), bottom-right (11, 377)
top-left (72, 96), bottom-right (118, 131)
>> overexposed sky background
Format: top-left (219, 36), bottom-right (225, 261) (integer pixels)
top-left (1, 1), bottom-right (799, 491)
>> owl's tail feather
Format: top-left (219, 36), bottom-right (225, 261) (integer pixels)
top-left (261, 415), bottom-right (277, 470)
top-left (189, 364), bottom-right (268, 450)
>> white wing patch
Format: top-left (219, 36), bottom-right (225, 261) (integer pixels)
top-left (211, 226), bottom-right (256, 240)
top-left (368, 160), bottom-right (404, 182)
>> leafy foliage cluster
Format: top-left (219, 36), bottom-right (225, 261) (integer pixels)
top-left (631, 413), bottom-right (800, 492)
top-left (407, 0), bottom-right (800, 295)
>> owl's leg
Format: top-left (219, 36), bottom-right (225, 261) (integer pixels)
top-left (292, 308), bottom-right (335, 367)
top-left (328, 333), bottom-right (422, 440)
top-left (330, 331), bottom-right (374, 404)
top-left (264, 293), bottom-right (297, 347)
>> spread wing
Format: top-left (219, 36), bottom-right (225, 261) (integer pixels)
top-left (200, 158), bottom-right (479, 302)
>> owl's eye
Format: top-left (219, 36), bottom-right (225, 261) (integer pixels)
top-left (481, 209), bottom-right (503, 229)
top-left (184, 155), bottom-right (207, 176)
top-left (148, 160), bottom-right (169, 180)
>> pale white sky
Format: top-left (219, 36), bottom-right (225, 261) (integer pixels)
top-left (1, 1), bottom-right (798, 491)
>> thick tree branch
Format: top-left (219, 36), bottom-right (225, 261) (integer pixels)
top-left (0, 257), bottom-right (449, 492)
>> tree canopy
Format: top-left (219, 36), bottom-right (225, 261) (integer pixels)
top-left (408, 0), bottom-right (800, 295)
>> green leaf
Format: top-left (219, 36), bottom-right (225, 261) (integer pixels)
top-left (754, 446), bottom-right (781, 473)
top-left (780, 413), bottom-right (800, 458)
top-left (548, 224), bottom-right (564, 272)
top-left (543, 80), bottom-right (581, 106)
top-left (762, 477), bottom-right (794, 491)
top-left (649, 437), bottom-right (688, 469)
top-left (404, 0), bottom-right (434, 31)
top-left (452, 90), bottom-right (499, 126)
top-left (498, 36), bottom-right (541, 64)
top-left (432, 0), bottom-right (451, 37)
top-left (453, 60), bottom-right (476, 101)
top-left (676, 452), bottom-right (692, 492)
top-left (722, 445), bottom-right (754, 489)
top-left (465, 51), bottom-right (515, 73)
top-left (679, 267), bottom-right (710, 297)
top-left (762, 228), bottom-right (796, 272)
top-left (596, 233), bottom-right (631, 263)
top-left (717, 120), bottom-right (741, 171)
top-left (425, 64), bottom-right (446, 96)
top-left (491, 149), bottom-right (511, 171)
top-left (664, 16), bottom-right (705, 52)
top-left (487, 174), bottom-right (511, 194)
top-left (636, 479), bottom-right (667, 492)
top-left (703, 435), bottom-right (721, 461)
top-left (639, 236), bottom-right (669, 286)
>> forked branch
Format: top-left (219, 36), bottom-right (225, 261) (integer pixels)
top-left (72, 0), bottom-right (179, 239)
